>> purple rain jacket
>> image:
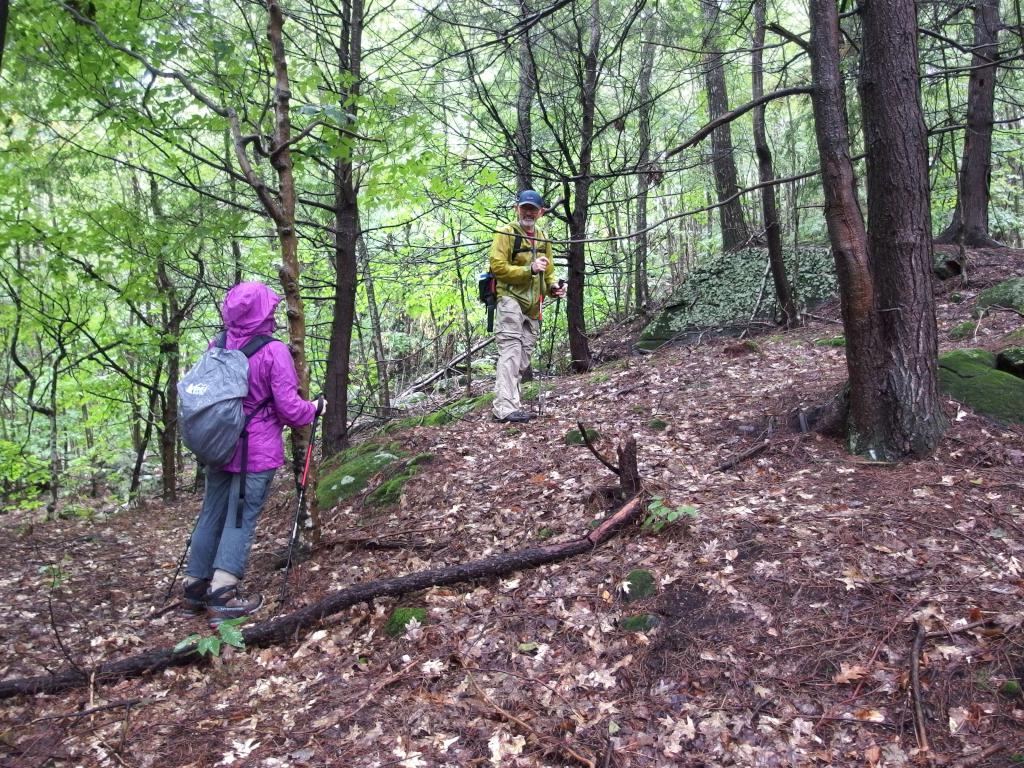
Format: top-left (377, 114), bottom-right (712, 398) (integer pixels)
top-left (215, 282), bottom-right (317, 473)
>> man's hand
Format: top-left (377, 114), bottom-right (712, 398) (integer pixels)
top-left (531, 256), bottom-right (549, 274)
top-left (316, 396), bottom-right (327, 416)
top-left (550, 278), bottom-right (567, 299)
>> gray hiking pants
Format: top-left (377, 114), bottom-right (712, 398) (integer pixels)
top-left (493, 296), bottom-right (539, 419)
top-left (187, 467), bottom-right (276, 581)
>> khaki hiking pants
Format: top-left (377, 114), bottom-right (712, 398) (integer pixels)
top-left (493, 296), bottom-right (539, 419)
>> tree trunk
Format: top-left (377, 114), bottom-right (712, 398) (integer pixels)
top-left (513, 0), bottom-right (535, 191)
top-left (752, 0), bottom-right (796, 327)
top-left (935, 0), bottom-right (1001, 247)
top-left (701, 0), bottom-right (748, 251)
top-left (322, 0), bottom-right (363, 459)
top-left (566, 0), bottom-right (599, 373)
top-left (809, 0), bottom-right (947, 459)
top-left (361, 234), bottom-right (390, 411)
top-left (634, 15), bottom-right (656, 312)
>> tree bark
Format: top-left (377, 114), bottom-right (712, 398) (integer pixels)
top-left (701, 0), bottom-right (749, 251)
top-left (513, 0), bottom-right (535, 191)
top-left (934, 0), bottom-right (1002, 247)
top-left (566, 0), bottom-right (600, 373)
top-left (0, 440), bottom-right (643, 700)
top-left (322, 0), bottom-right (364, 458)
top-left (809, 0), bottom-right (947, 459)
top-left (633, 14), bottom-right (656, 312)
top-left (752, 0), bottom-right (796, 328)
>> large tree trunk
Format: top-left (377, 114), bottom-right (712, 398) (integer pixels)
top-left (752, 0), bottom-right (796, 328)
top-left (566, 0), bottom-right (599, 373)
top-left (513, 0), bottom-right (535, 191)
top-left (935, 0), bottom-right (1001, 247)
top-left (701, 0), bottom-right (749, 251)
top-left (809, 0), bottom-right (946, 459)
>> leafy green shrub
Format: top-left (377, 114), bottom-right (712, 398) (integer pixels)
top-left (385, 607), bottom-right (427, 636)
top-left (174, 617), bottom-right (248, 657)
top-left (641, 496), bottom-right (698, 534)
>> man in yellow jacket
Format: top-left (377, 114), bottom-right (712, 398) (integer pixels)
top-left (490, 190), bottom-right (567, 423)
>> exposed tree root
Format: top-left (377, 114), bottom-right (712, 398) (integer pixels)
top-left (0, 439), bottom-right (644, 701)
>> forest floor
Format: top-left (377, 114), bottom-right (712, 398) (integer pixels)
top-left (2, 248), bottom-right (1024, 768)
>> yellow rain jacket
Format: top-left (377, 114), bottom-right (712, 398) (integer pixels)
top-left (489, 223), bottom-right (555, 321)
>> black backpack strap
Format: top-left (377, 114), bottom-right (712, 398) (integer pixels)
top-left (235, 396), bottom-right (273, 528)
top-left (239, 334), bottom-right (276, 358)
top-left (215, 330), bottom-right (228, 348)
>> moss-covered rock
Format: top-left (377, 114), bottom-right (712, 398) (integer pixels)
top-left (648, 418), bottom-right (668, 431)
top-left (565, 428), bottom-right (601, 445)
top-left (619, 614), bottom-right (660, 632)
top-left (996, 347), bottom-right (1024, 379)
top-left (317, 442), bottom-right (406, 509)
top-left (383, 393), bottom-right (495, 433)
top-left (977, 278), bottom-right (1024, 314)
top-left (620, 569), bottom-right (657, 603)
top-left (365, 453), bottom-right (433, 507)
top-left (385, 607), bottom-right (427, 637)
top-left (638, 246), bottom-right (836, 349)
top-left (938, 349), bottom-right (1024, 425)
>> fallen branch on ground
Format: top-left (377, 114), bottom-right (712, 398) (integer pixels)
top-left (0, 439), bottom-right (644, 700)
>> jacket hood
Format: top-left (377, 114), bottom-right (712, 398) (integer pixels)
top-left (221, 282), bottom-right (280, 338)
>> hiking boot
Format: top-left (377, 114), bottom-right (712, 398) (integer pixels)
top-left (182, 579), bottom-right (210, 614)
top-left (494, 410), bottom-right (532, 423)
top-left (206, 584), bottom-right (264, 627)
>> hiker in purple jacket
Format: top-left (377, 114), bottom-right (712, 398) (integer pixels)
top-left (183, 282), bottom-right (323, 623)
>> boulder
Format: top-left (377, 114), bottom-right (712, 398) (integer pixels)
top-left (938, 349), bottom-right (1024, 425)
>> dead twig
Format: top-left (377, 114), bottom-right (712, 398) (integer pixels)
top-left (910, 621), bottom-right (930, 753)
top-left (30, 698), bottom-right (151, 723)
top-left (714, 439), bottom-right (769, 472)
top-left (577, 421), bottom-right (620, 476)
top-left (465, 667), bottom-right (596, 768)
top-left (951, 743), bottom-right (1007, 768)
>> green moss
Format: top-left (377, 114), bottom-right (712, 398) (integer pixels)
top-left (520, 382), bottom-right (552, 402)
top-left (317, 441), bottom-right (407, 509)
top-left (620, 569), bottom-right (657, 603)
top-left (590, 373), bottom-right (611, 384)
top-left (977, 278), bottom-right (1024, 313)
top-left (1000, 679), bottom-right (1022, 696)
top-left (366, 454), bottom-right (433, 507)
top-left (949, 321), bottom-right (977, 340)
top-left (938, 348), bottom-right (1024, 425)
top-left (619, 614), bottom-right (659, 632)
top-left (565, 428), bottom-right (601, 445)
top-left (996, 347), bottom-right (1024, 379)
top-left (950, 292), bottom-right (965, 304)
top-left (383, 394), bottom-right (495, 433)
top-left (814, 336), bottom-right (846, 347)
top-left (385, 607), bottom-right (427, 637)
top-left (648, 418), bottom-right (668, 431)
top-left (537, 526), bottom-right (555, 540)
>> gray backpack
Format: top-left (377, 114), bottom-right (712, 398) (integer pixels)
top-left (178, 332), bottom-right (275, 469)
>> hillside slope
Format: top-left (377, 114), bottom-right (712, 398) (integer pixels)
top-left (1, 248), bottom-right (1023, 767)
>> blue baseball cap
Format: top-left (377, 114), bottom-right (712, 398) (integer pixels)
top-left (516, 189), bottom-right (545, 208)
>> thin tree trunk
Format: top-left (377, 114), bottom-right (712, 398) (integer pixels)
top-left (514, 0), bottom-right (535, 190)
top-left (701, 0), bottom-right (749, 251)
top-left (322, 0), bottom-right (363, 458)
top-left (566, 0), bottom-right (599, 373)
top-left (634, 14), bottom-right (656, 311)
top-left (935, 0), bottom-right (1001, 246)
top-left (360, 234), bottom-right (390, 411)
top-left (752, 0), bottom-right (796, 327)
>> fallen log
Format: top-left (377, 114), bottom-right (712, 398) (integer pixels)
top-left (0, 440), bottom-right (644, 700)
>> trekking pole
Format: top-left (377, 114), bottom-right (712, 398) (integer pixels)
top-left (545, 279), bottom-right (565, 372)
top-left (161, 516), bottom-right (200, 607)
top-left (279, 396), bottom-right (323, 606)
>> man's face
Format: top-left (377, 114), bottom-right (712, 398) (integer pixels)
top-left (518, 204), bottom-right (541, 230)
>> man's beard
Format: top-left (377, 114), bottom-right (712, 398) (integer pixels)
top-left (518, 217), bottom-right (537, 231)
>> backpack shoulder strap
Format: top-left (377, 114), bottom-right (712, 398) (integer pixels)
top-left (239, 334), bottom-right (277, 358)
top-left (214, 330), bottom-right (228, 349)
